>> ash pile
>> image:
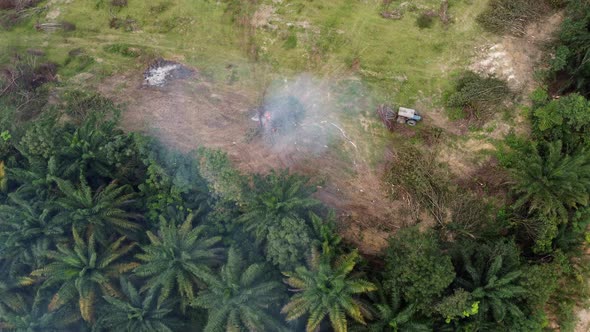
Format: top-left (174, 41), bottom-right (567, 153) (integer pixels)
top-left (143, 58), bottom-right (195, 87)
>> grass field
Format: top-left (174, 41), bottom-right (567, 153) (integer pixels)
top-left (1, 0), bottom-right (490, 103)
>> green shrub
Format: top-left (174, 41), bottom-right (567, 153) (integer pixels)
top-left (283, 33), bottom-right (297, 50)
top-left (416, 11), bottom-right (435, 29)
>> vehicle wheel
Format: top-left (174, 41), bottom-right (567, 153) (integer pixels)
top-left (406, 119), bottom-right (417, 126)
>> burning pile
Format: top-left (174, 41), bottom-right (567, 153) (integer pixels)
top-left (143, 58), bottom-right (195, 87)
top-left (253, 95), bottom-right (306, 134)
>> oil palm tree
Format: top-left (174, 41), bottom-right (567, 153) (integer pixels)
top-left (0, 280), bottom-right (26, 313)
top-left (367, 286), bottom-right (430, 332)
top-left (510, 140), bottom-right (590, 221)
top-left (0, 194), bottom-right (65, 275)
top-left (192, 247), bottom-right (287, 332)
top-left (0, 288), bottom-right (81, 332)
top-left (453, 240), bottom-right (527, 325)
top-left (58, 115), bottom-right (117, 179)
top-left (30, 228), bottom-right (138, 322)
top-left (238, 170), bottom-right (319, 242)
top-left (93, 277), bottom-right (182, 332)
top-left (282, 249), bottom-right (376, 332)
top-left (8, 156), bottom-right (61, 201)
top-left (53, 178), bottom-right (141, 243)
top-left (134, 213), bottom-right (224, 311)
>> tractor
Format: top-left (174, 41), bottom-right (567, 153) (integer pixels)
top-left (377, 105), bottom-right (422, 130)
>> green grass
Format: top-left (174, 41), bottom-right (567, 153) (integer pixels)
top-left (0, 0), bottom-right (490, 97)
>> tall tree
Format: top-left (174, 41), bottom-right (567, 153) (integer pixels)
top-left (192, 247), bottom-right (287, 332)
top-left (30, 229), bottom-right (138, 322)
top-left (383, 227), bottom-right (455, 315)
top-left (93, 277), bottom-right (182, 332)
top-left (282, 249), bottom-right (376, 332)
top-left (133, 213), bottom-right (224, 310)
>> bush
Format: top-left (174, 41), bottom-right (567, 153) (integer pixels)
top-left (416, 11), bottom-right (435, 29)
top-left (477, 0), bottom-right (551, 36)
top-left (61, 90), bottom-right (118, 123)
top-left (283, 33), bottom-right (297, 50)
top-left (446, 71), bottom-right (512, 124)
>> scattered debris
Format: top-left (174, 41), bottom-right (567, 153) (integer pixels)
top-left (439, 0), bottom-right (450, 25)
top-left (34, 21), bottom-right (75, 32)
top-left (381, 9), bottom-right (403, 20)
top-left (143, 59), bottom-right (195, 87)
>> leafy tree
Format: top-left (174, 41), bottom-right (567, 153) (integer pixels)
top-left (0, 289), bottom-right (81, 332)
top-left (532, 92), bottom-right (590, 152)
top-left (549, 0), bottom-right (590, 96)
top-left (282, 249), bottom-right (376, 332)
top-left (452, 240), bottom-right (527, 326)
top-left (434, 288), bottom-right (479, 325)
top-left (53, 178), bottom-right (141, 243)
top-left (383, 227), bottom-right (455, 315)
top-left (192, 247), bottom-right (286, 332)
top-left (133, 213), bottom-right (224, 310)
top-left (93, 277), bottom-right (182, 332)
top-left (265, 216), bottom-right (313, 269)
top-left (138, 141), bottom-right (211, 222)
top-left (30, 229), bottom-right (137, 322)
top-left (238, 169), bottom-right (319, 242)
top-left (508, 140), bottom-right (590, 221)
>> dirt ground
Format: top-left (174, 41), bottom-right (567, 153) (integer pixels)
top-left (98, 73), bottom-right (406, 255)
top-left (470, 11), bottom-right (564, 95)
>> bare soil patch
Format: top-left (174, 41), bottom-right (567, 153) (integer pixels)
top-left (470, 11), bottom-right (564, 94)
top-left (98, 72), bottom-right (406, 254)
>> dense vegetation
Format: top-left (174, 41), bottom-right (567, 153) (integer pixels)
top-left (1, 0), bottom-right (590, 331)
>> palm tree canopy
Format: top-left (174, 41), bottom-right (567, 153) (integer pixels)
top-left (93, 277), bottom-right (182, 332)
top-left (0, 193), bottom-right (65, 275)
top-left (52, 178), bottom-right (141, 242)
top-left (30, 229), bottom-right (138, 322)
top-left (282, 249), bottom-right (376, 332)
top-left (192, 247), bottom-right (287, 332)
top-left (454, 240), bottom-right (527, 325)
top-left (133, 213), bottom-right (224, 310)
top-left (0, 289), bottom-right (82, 332)
top-left (238, 170), bottom-right (319, 242)
top-left (510, 140), bottom-right (590, 220)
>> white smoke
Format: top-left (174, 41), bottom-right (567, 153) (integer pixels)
top-left (257, 74), bottom-right (365, 160)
